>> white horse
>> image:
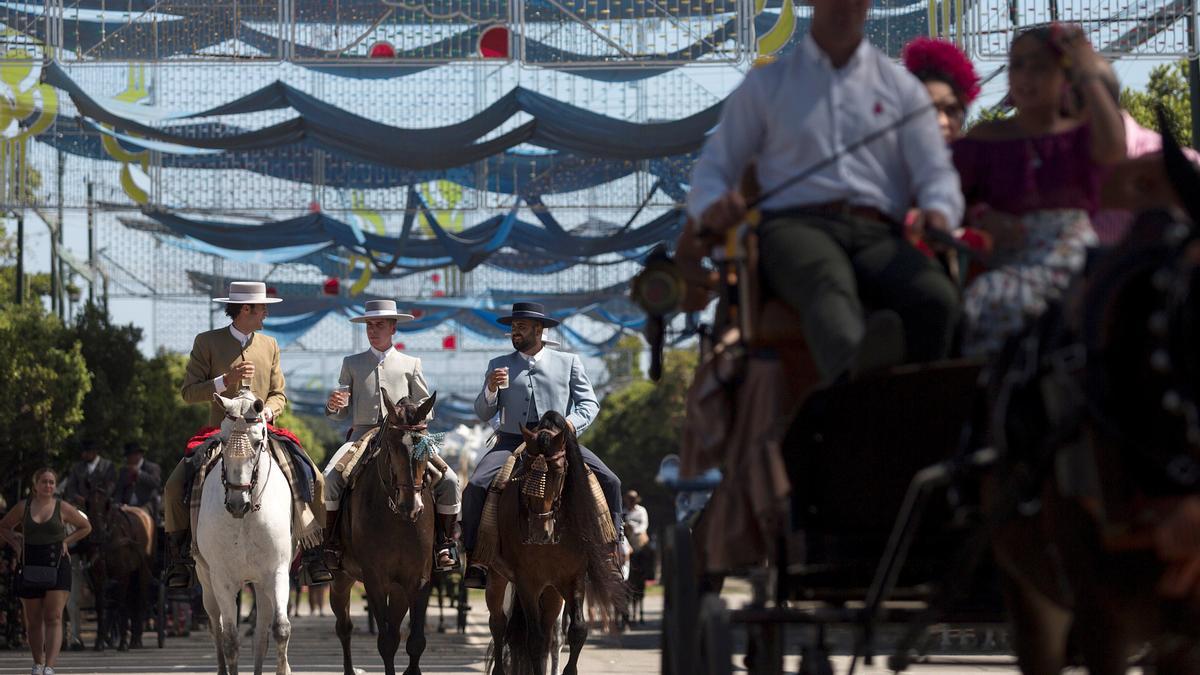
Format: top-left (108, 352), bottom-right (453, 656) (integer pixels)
top-left (195, 390), bottom-right (293, 675)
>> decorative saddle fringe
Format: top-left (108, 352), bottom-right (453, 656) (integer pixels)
top-left (586, 466), bottom-right (618, 545)
top-left (472, 444), bottom-right (523, 567)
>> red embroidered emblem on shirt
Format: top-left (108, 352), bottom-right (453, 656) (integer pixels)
top-left (874, 101), bottom-right (884, 115)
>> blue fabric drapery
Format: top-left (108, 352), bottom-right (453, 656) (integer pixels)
top-left (41, 116), bottom-right (696, 196)
top-left (143, 200), bottom-right (684, 272)
top-left (44, 62), bottom-right (722, 167)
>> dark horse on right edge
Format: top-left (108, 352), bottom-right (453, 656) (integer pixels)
top-left (983, 120), bottom-right (1200, 674)
top-left (330, 391), bottom-right (437, 675)
top-left (485, 411), bottom-right (625, 675)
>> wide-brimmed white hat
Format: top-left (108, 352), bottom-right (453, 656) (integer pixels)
top-left (212, 281), bottom-right (283, 304)
top-left (350, 299), bottom-right (415, 324)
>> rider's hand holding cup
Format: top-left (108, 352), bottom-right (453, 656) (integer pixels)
top-left (224, 361), bottom-right (255, 386)
top-left (487, 367), bottom-right (510, 393)
top-left (327, 385), bottom-right (350, 412)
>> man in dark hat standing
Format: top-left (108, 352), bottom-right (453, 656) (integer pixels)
top-left (463, 302), bottom-right (621, 588)
top-left (114, 442), bottom-right (162, 514)
top-left (60, 439), bottom-right (117, 508)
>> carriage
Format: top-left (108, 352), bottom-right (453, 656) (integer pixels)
top-left (637, 131), bottom-right (1200, 673)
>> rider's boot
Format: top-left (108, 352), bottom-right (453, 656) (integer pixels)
top-left (302, 546), bottom-right (334, 585)
top-left (165, 531), bottom-right (195, 590)
top-left (322, 510), bottom-right (342, 572)
top-left (435, 513), bottom-right (459, 572)
top-left (463, 562), bottom-right (488, 589)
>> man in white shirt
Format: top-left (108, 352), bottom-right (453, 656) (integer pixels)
top-left (688, 0), bottom-right (964, 383)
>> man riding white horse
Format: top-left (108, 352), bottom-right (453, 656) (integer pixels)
top-left (164, 281), bottom-right (331, 588)
top-left (686, 0), bottom-right (964, 383)
top-left (321, 299), bottom-right (462, 572)
top-left (462, 302), bottom-right (622, 589)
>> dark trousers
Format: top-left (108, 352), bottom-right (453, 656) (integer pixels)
top-left (462, 432), bottom-right (622, 553)
top-left (758, 212), bottom-right (959, 382)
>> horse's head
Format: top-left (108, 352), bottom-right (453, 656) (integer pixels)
top-left (214, 388), bottom-right (268, 518)
top-left (519, 412), bottom-right (572, 545)
top-left (378, 388), bottom-right (437, 522)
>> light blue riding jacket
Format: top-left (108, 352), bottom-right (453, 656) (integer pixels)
top-left (473, 348), bottom-right (600, 436)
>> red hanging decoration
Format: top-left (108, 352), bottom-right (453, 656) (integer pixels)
top-left (478, 25), bottom-right (510, 59)
top-left (322, 278), bottom-right (339, 295)
top-left (442, 335), bottom-right (457, 350)
top-left (308, 201), bottom-right (321, 213)
top-left (394, 342), bottom-right (406, 351)
top-left (368, 41), bottom-right (396, 59)
top-left (411, 309), bottom-right (424, 318)
top-left (432, 289), bottom-right (446, 298)
top-left (266, 286), bottom-right (279, 297)
top-left (431, 273), bottom-right (441, 283)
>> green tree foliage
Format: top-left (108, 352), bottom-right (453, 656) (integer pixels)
top-left (0, 303), bottom-right (91, 499)
top-left (274, 410), bottom-right (335, 466)
top-left (1122, 61), bottom-right (1192, 148)
top-left (135, 351), bottom-right (208, 470)
top-left (588, 348), bottom-right (697, 536)
top-left (62, 303), bottom-right (147, 451)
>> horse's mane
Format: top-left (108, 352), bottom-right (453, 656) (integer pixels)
top-left (533, 411), bottom-right (626, 622)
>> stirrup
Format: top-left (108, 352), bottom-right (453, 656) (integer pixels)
top-left (323, 547), bottom-right (343, 571)
top-left (302, 548), bottom-right (333, 585)
top-left (435, 541), bottom-right (459, 572)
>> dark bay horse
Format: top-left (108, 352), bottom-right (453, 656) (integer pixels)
top-left (330, 391), bottom-right (437, 675)
top-left (984, 127), bottom-right (1200, 674)
top-left (485, 411), bottom-right (625, 675)
top-left (84, 487), bottom-right (154, 652)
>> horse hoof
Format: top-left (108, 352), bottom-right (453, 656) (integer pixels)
top-left (117, 643), bottom-right (129, 652)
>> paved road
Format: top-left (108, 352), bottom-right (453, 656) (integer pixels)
top-left (0, 588), bottom-right (1032, 674)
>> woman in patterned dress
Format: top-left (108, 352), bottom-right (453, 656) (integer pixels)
top-left (953, 24), bottom-right (1125, 356)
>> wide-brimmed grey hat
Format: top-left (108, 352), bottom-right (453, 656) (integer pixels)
top-left (350, 299), bottom-right (415, 324)
top-left (213, 281), bottom-right (283, 304)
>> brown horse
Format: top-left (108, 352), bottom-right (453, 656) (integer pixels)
top-left (983, 129), bottom-right (1200, 673)
top-left (84, 487), bottom-right (154, 652)
top-left (330, 391), bottom-right (437, 675)
top-left (485, 411), bottom-right (625, 675)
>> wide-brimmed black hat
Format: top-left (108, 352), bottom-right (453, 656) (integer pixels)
top-left (496, 302), bottom-right (560, 327)
top-left (123, 441), bottom-right (145, 457)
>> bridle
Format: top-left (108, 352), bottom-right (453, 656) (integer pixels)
top-left (220, 411), bottom-right (269, 514)
top-left (375, 419), bottom-right (429, 516)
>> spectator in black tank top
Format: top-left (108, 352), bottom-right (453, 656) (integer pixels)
top-left (0, 469), bottom-right (92, 675)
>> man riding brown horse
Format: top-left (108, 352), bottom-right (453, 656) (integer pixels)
top-left (322, 299), bottom-right (461, 573)
top-left (463, 302), bottom-right (623, 590)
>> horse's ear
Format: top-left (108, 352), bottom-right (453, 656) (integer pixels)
top-left (553, 429), bottom-right (566, 453)
top-left (214, 393), bottom-right (231, 408)
top-left (381, 387), bottom-right (398, 420)
top-left (415, 391), bottom-right (437, 422)
top-left (521, 425), bottom-right (537, 446)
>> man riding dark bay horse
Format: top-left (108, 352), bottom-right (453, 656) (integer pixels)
top-left (464, 302), bottom-right (623, 590)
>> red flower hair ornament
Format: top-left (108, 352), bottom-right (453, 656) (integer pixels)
top-left (902, 37), bottom-right (981, 106)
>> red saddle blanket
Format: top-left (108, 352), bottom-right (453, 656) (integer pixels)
top-left (185, 424), bottom-right (303, 457)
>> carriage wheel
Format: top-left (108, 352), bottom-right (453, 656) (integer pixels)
top-left (156, 582), bottom-right (167, 648)
top-left (661, 523), bottom-right (699, 675)
top-left (699, 595), bottom-right (733, 675)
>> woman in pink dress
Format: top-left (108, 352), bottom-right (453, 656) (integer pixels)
top-left (953, 24), bottom-right (1125, 356)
